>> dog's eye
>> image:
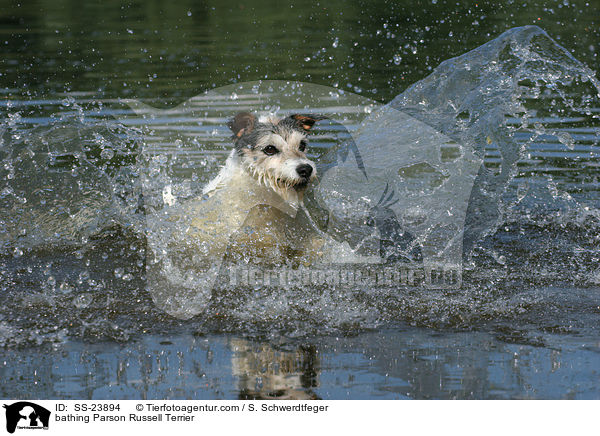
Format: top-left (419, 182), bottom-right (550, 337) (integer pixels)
top-left (263, 145), bottom-right (279, 156)
top-left (299, 140), bottom-right (307, 152)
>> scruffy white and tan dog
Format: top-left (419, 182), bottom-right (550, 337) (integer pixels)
top-left (148, 112), bottom-right (374, 317)
top-left (204, 112), bottom-right (320, 204)
top-left (178, 112), bottom-right (327, 265)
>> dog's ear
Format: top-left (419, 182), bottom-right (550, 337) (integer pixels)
top-left (228, 112), bottom-right (256, 138)
top-left (287, 114), bottom-right (327, 131)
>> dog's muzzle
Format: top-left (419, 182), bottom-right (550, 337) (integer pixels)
top-left (296, 164), bottom-right (313, 179)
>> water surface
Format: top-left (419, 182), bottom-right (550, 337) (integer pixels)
top-left (1, 0), bottom-right (600, 400)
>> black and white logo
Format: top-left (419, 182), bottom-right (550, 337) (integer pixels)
top-left (2, 402), bottom-right (50, 434)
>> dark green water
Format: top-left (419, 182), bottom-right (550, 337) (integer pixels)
top-left (1, 0), bottom-right (598, 104)
top-left (1, 0), bottom-right (600, 400)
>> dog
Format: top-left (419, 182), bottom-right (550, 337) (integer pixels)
top-left (147, 112), bottom-right (390, 316)
top-left (176, 112), bottom-right (328, 266)
top-left (203, 112), bottom-right (321, 205)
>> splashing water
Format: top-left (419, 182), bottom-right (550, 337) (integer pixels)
top-left (0, 118), bottom-right (143, 252)
top-left (0, 26), bottom-right (599, 347)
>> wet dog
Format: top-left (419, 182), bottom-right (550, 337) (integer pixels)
top-left (203, 112), bottom-right (321, 206)
top-left (181, 112), bottom-right (327, 265)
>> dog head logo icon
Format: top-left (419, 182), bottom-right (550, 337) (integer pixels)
top-left (3, 402), bottom-right (50, 434)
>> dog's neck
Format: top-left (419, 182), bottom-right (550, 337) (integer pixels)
top-left (203, 151), bottom-right (303, 217)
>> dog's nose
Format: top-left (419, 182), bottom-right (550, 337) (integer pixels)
top-left (296, 164), bottom-right (313, 179)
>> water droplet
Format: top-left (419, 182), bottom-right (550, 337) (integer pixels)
top-left (557, 131), bottom-right (574, 149)
top-left (493, 252), bottom-right (506, 265)
top-left (7, 112), bottom-right (22, 125)
top-left (61, 96), bottom-right (75, 107)
top-left (59, 282), bottom-right (73, 294)
top-left (77, 270), bottom-right (90, 284)
top-left (73, 294), bottom-right (92, 309)
top-left (100, 148), bottom-right (115, 159)
top-left (533, 122), bottom-right (545, 134)
top-left (516, 182), bottom-right (529, 203)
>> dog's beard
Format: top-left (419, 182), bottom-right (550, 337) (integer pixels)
top-left (245, 163), bottom-right (309, 201)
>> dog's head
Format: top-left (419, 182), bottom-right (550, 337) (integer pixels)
top-left (228, 112), bottom-right (324, 201)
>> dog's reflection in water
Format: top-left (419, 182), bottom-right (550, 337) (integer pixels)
top-left (230, 339), bottom-right (320, 400)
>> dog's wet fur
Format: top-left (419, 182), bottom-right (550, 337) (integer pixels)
top-left (182, 112), bottom-right (328, 266)
top-left (203, 112), bottom-right (323, 206)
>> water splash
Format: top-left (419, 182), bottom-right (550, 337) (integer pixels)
top-left (0, 116), bottom-right (143, 253)
top-left (1, 26), bottom-right (599, 346)
top-left (390, 26), bottom-right (600, 260)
